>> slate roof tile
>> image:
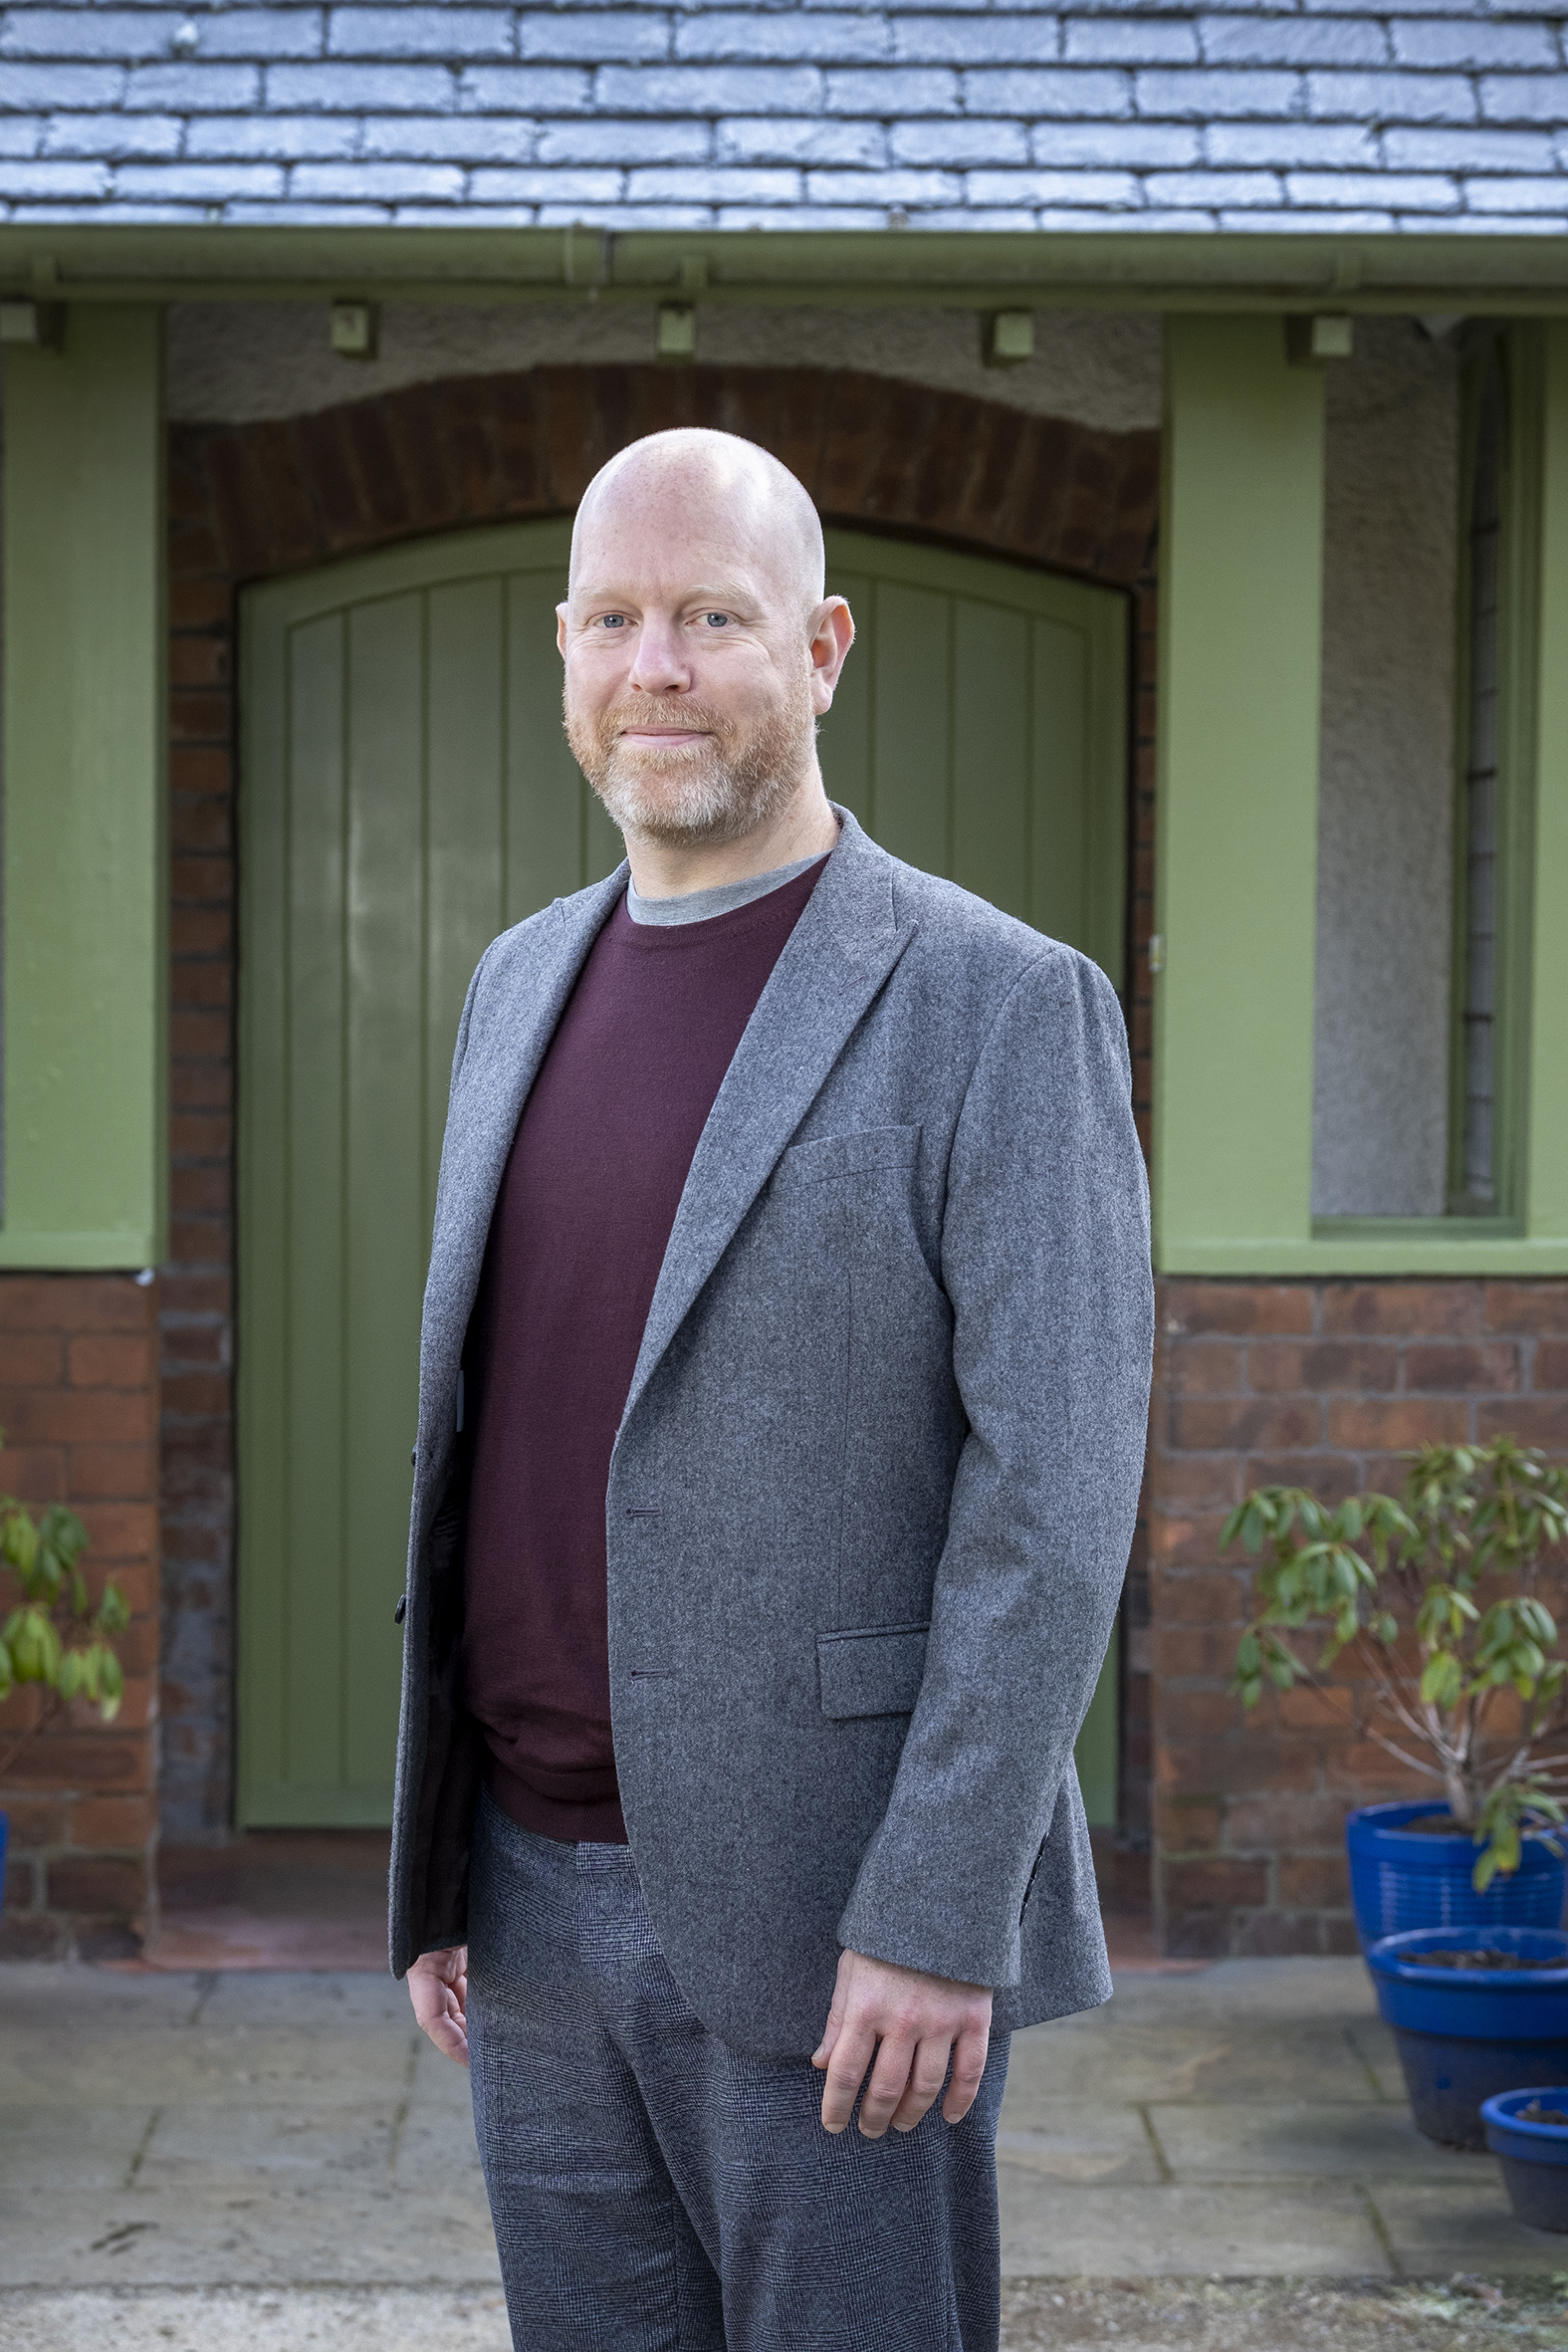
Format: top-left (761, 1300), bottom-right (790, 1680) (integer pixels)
top-left (1305, 68), bottom-right (1476, 120)
top-left (716, 115), bottom-right (887, 162)
top-left (327, 9), bottom-right (516, 61)
top-left (1032, 119), bottom-right (1201, 162)
top-left (0, 0), bottom-right (1562, 230)
top-left (547, 115), bottom-right (713, 158)
top-left (962, 67), bottom-right (1131, 116)
top-left (823, 67), bottom-right (961, 113)
top-left (1199, 17), bottom-right (1390, 69)
top-left (888, 117), bottom-right (1031, 163)
top-left (680, 12), bottom-right (889, 62)
top-left (359, 112), bottom-right (538, 158)
top-left (40, 109), bottom-right (184, 158)
top-left (182, 111), bottom-right (361, 156)
top-left (526, 12), bottom-right (673, 61)
top-left (189, 12), bottom-right (327, 64)
top-left (292, 156), bottom-right (464, 195)
top-left (1479, 73), bottom-right (1568, 123)
top-left (265, 60), bottom-right (453, 109)
top-left (123, 63), bottom-right (263, 109)
top-left (1065, 19), bottom-right (1202, 64)
top-left (893, 14), bottom-right (1060, 65)
top-left (1144, 165), bottom-right (1285, 202)
top-left (117, 158), bottom-right (286, 197)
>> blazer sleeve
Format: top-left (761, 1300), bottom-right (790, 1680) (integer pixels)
top-left (834, 942), bottom-right (1153, 1989)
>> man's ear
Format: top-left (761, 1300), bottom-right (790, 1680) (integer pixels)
top-left (807, 597), bottom-right (855, 714)
top-left (556, 602), bottom-right (569, 658)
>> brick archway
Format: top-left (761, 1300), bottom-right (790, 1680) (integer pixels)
top-left (176, 363), bottom-right (1158, 591)
top-left (161, 363), bottom-right (1160, 1841)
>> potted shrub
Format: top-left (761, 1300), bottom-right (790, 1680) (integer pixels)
top-left (1367, 1924), bottom-right (1568, 2148)
top-left (1228, 1437), bottom-right (1568, 1944)
top-left (1482, 2085), bottom-right (1568, 2231)
top-left (0, 1443), bottom-right (129, 1907)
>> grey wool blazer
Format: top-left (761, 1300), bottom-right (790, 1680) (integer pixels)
top-left (388, 808), bottom-right (1154, 2056)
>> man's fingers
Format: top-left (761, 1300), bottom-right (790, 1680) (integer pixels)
top-left (888, 2035), bottom-right (955, 2134)
top-left (818, 2019), bottom-right (878, 2134)
top-left (941, 2022), bottom-right (991, 2125)
top-left (855, 2034), bottom-right (918, 2141)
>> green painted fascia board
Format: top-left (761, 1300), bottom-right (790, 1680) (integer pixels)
top-left (1163, 1235), bottom-right (1568, 1277)
top-left (1152, 315), bottom-right (1325, 1269)
top-left (0, 307), bottom-right (168, 1272)
top-left (4, 224), bottom-right (1568, 312)
top-left (0, 1231), bottom-right (161, 1270)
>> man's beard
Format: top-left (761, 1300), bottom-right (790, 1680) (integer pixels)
top-left (564, 684), bottom-right (814, 848)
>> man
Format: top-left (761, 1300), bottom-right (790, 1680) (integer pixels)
top-left (390, 426), bottom-right (1152, 2350)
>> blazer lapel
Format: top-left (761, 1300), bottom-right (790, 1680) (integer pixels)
top-left (619, 814), bottom-right (915, 1433)
top-left (420, 866), bottom-right (627, 1405)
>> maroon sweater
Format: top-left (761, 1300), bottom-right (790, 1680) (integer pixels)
top-left (461, 862), bottom-right (826, 1843)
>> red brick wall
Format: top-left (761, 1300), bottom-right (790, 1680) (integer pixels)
top-left (1149, 1278), bottom-right (1568, 1958)
top-left (0, 1275), bottom-right (161, 1958)
top-left (161, 360), bottom-right (1161, 1839)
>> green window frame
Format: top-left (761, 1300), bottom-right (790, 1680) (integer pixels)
top-left (0, 308), bottom-right (168, 1271)
top-left (1154, 314), bottom-right (1568, 1279)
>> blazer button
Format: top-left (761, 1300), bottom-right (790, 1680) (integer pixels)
top-left (393, 1594), bottom-right (407, 1626)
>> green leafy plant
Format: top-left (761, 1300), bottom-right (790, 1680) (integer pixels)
top-left (1228, 1437), bottom-right (1568, 1889)
top-left (0, 1437), bottom-right (129, 1777)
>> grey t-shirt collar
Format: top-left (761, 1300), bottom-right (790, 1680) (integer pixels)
top-left (625, 849), bottom-right (828, 927)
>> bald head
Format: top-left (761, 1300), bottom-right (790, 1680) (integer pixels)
top-left (557, 424), bottom-right (854, 884)
top-left (570, 428), bottom-right (824, 613)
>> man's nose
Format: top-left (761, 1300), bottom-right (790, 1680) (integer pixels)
top-left (627, 615), bottom-right (691, 693)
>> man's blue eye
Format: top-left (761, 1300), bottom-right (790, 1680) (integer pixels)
top-left (704, 613), bottom-right (729, 627)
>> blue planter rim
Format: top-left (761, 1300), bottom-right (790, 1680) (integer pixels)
top-left (1349, 1801), bottom-right (1563, 1860)
top-left (1482, 2088), bottom-right (1568, 2145)
top-left (1369, 1926), bottom-right (1568, 1991)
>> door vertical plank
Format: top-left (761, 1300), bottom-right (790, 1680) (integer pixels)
top-left (871, 582), bottom-right (950, 874)
top-left (342, 592), bottom-right (426, 1805)
top-left (817, 569), bottom-right (872, 830)
top-left (279, 612), bottom-right (348, 1811)
top-left (427, 578), bottom-right (506, 1234)
top-left (235, 590), bottom-right (294, 1819)
top-left (953, 598), bottom-right (1030, 925)
top-left (1031, 616), bottom-right (1090, 948)
top-left (504, 572), bottom-right (584, 920)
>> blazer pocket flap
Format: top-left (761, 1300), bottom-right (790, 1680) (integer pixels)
top-left (817, 1622), bottom-right (930, 1720)
top-left (780, 1125), bottom-right (919, 1187)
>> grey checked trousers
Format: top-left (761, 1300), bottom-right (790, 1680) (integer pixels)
top-left (466, 1785), bottom-right (1010, 2351)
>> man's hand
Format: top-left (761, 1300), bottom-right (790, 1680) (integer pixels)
top-left (811, 1948), bottom-right (992, 2139)
top-left (408, 1944), bottom-right (470, 2066)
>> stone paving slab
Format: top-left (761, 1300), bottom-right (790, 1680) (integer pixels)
top-left (996, 2175), bottom-right (1392, 2278)
top-left (0, 2187), bottom-right (505, 2290)
top-left (5, 1953), bottom-right (1568, 2327)
top-left (1147, 2100), bottom-right (1487, 2183)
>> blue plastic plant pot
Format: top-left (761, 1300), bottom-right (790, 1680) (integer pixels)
top-left (1368, 1927), bottom-right (1568, 2149)
top-left (1347, 1802), bottom-right (1567, 1949)
top-left (1483, 2089), bottom-right (1568, 2232)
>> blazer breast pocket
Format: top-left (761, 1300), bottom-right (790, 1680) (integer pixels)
top-left (817, 1622), bottom-right (930, 1720)
top-left (777, 1125), bottom-right (919, 1189)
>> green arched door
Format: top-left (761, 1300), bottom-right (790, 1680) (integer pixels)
top-left (237, 518), bottom-right (1129, 1828)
